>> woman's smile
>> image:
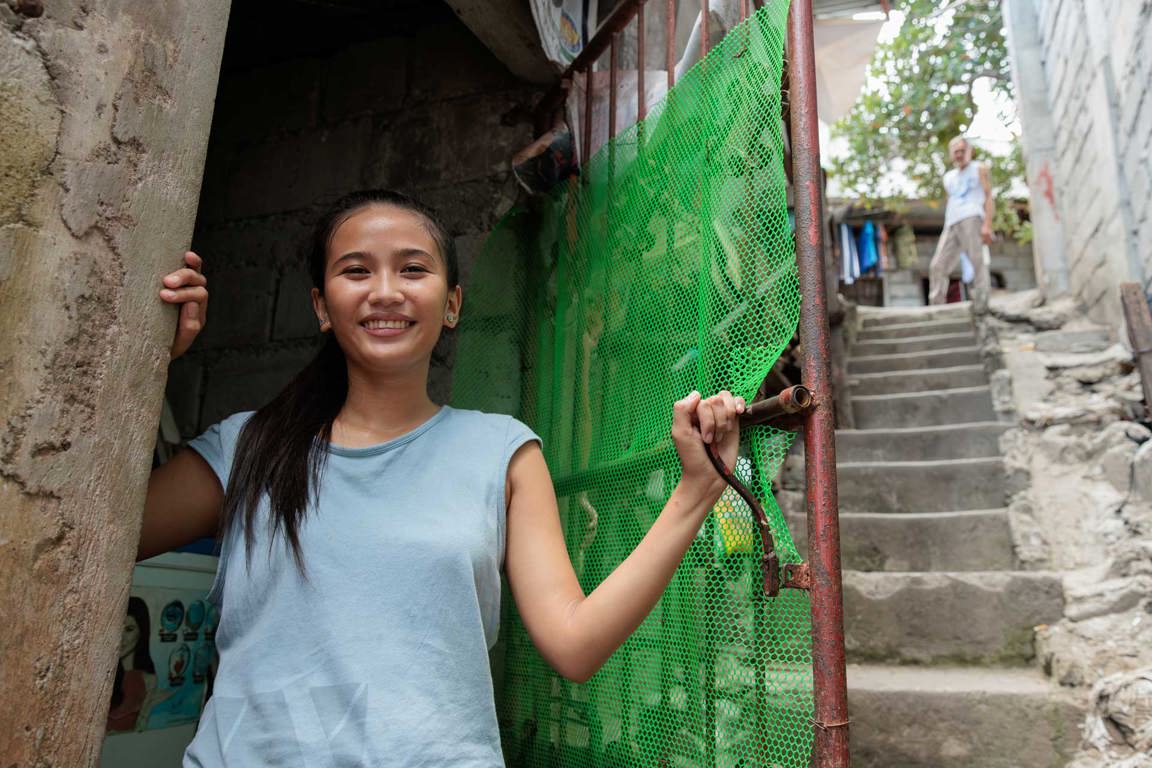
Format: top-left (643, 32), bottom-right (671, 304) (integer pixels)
top-left (360, 314), bottom-right (415, 337)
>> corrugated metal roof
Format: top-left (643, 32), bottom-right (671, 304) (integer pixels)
top-left (812, 0), bottom-right (892, 18)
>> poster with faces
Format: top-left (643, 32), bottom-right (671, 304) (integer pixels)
top-left (108, 586), bottom-right (219, 732)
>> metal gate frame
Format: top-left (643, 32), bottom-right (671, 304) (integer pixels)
top-left (531, 1), bottom-right (850, 764)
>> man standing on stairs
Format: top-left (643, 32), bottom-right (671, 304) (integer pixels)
top-left (928, 136), bottom-right (995, 313)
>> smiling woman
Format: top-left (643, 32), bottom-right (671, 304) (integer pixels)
top-left (137, 189), bottom-right (747, 766)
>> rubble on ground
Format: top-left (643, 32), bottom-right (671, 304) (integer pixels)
top-left (986, 290), bottom-right (1152, 766)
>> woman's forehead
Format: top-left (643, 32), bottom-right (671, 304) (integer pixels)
top-left (330, 205), bottom-right (437, 250)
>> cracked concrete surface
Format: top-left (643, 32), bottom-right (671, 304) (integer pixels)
top-left (0, 1), bottom-right (229, 764)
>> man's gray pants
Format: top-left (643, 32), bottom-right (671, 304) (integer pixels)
top-left (928, 214), bottom-right (989, 312)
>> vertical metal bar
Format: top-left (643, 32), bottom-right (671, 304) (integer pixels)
top-left (701, 0), bottom-right (710, 57)
top-left (787, 0), bottom-right (850, 766)
top-left (583, 63), bottom-right (595, 166)
top-left (638, 3), bottom-right (647, 123)
top-left (609, 33), bottom-right (619, 140)
top-left (666, 0), bottom-right (676, 90)
top-left (741, 0), bottom-right (748, 22)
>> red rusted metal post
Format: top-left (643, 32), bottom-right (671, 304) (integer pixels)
top-left (666, 0), bottom-right (676, 89)
top-left (787, 0), bottom-right (850, 766)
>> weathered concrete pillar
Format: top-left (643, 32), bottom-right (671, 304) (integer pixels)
top-left (1002, 0), bottom-right (1069, 298)
top-left (0, 1), bottom-right (229, 764)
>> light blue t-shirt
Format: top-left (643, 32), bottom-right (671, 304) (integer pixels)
top-left (183, 406), bottom-right (540, 767)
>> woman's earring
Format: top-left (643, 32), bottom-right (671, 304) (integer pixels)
top-left (320, 317), bottom-right (331, 332)
top-left (445, 312), bottom-right (457, 325)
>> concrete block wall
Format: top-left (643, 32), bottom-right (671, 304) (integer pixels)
top-left (1020, 0), bottom-right (1151, 326)
top-left (166, 13), bottom-right (538, 439)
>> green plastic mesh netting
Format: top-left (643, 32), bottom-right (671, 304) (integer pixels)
top-left (451, 2), bottom-right (810, 766)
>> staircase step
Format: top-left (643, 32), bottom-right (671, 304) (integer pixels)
top-left (856, 318), bottom-right (974, 341)
top-left (848, 665), bottom-right (1083, 768)
top-left (852, 386), bottom-right (996, 429)
top-left (852, 332), bottom-right (978, 357)
top-left (848, 365), bottom-right (988, 396)
top-left (843, 571), bottom-right (1064, 665)
top-left (838, 457), bottom-right (1005, 513)
top-left (847, 347), bottom-right (982, 374)
top-left (837, 423), bottom-right (1008, 462)
top-left (789, 509), bottom-right (1015, 571)
top-left (859, 302), bottom-right (972, 328)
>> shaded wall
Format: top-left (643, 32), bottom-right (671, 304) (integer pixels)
top-left (167, 1), bottom-right (539, 439)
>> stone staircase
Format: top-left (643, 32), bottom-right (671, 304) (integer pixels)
top-left (832, 303), bottom-right (1083, 767)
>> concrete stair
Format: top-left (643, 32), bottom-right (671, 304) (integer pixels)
top-left (839, 457), bottom-right (1005, 513)
top-left (847, 347), bottom-right (983, 374)
top-left (837, 303), bottom-right (1080, 766)
top-left (851, 332), bottom-right (981, 357)
top-left (856, 318), bottom-right (973, 341)
top-left (790, 508), bottom-right (1015, 572)
top-left (857, 302), bottom-right (974, 327)
top-left (848, 665), bottom-right (1083, 768)
top-left (837, 423), bottom-right (1009, 462)
top-left (842, 571), bottom-right (1064, 665)
top-left (852, 386), bottom-right (996, 428)
top-left (848, 364), bottom-right (989, 396)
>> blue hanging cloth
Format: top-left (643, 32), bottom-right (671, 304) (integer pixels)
top-left (858, 220), bottom-right (879, 273)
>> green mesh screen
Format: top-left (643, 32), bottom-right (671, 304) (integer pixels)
top-left (451, 3), bottom-right (809, 766)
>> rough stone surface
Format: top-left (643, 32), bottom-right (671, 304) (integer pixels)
top-left (0, 1), bottom-right (230, 763)
top-left (980, 292), bottom-right (1152, 768)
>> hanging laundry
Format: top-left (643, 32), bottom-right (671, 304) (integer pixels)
top-left (858, 220), bottom-right (879, 273)
top-left (840, 222), bottom-right (860, 285)
top-left (878, 223), bottom-right (890, 270)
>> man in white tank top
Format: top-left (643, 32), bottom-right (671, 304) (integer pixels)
top-left (928, 136), bottom-right (994, 312)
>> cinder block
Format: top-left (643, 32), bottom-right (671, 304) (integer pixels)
top-left (322, 38), bottom-right (408, 121)
top-left (272, 269), bottom-right (320, 341)
top-left (194, 266), bottom-right (276, 350)
top-left (199, 343), bottom-right (322, 427)
top-left (406, 24), bottom-right (520, 103)
top-left (213, 61), bottom-right (322, 141)
top-left (219, 117), bottom-right (374, 220)
top-left (164, 354), bottom-right (205, 439)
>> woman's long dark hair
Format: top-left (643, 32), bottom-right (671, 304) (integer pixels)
top-left (221, 190), bottom-right (459, 569)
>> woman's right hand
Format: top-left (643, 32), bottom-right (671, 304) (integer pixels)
top-left (160, 251), bottom-right (208, 360)
top-left (671, 390), bottom-right (745, 508)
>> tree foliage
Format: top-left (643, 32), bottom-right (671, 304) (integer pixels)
top-left (829, 0), bottom-right (1027, 238)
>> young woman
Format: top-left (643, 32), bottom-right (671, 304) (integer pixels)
top-left (145, 189), bottom-right (744, 766)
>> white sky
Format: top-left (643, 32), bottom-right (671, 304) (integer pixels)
top-left (822, 9), bottom-right (1023, 198)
